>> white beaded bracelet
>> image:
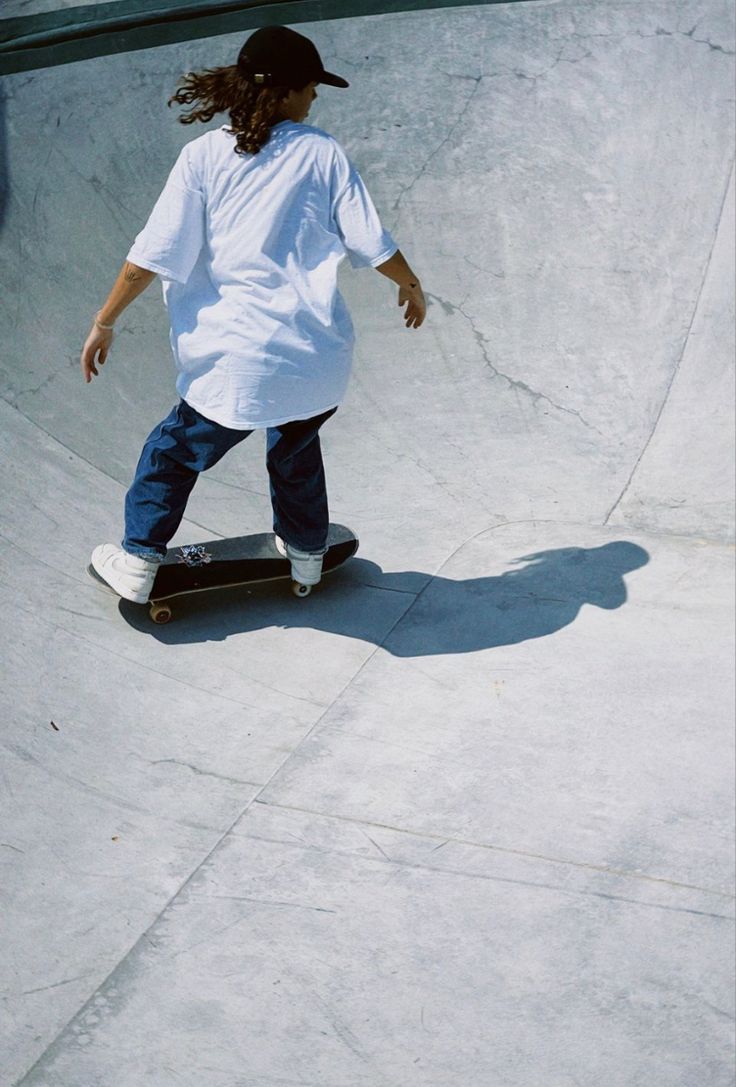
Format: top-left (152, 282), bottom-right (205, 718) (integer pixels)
top-left (95, 313), bottom-right (115, 330)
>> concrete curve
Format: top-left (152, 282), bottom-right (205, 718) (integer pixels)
top-left (1, 2), bottom-right (734, 1084)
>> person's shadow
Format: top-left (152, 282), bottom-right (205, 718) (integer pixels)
top-left (117, 539), bottom-right (650, 655)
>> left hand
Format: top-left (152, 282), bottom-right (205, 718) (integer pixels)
top-left (81, 318), bottom-right (114, 384)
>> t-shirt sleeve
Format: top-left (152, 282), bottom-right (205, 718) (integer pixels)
top-left (330, 143), bottom-right (398, 270)
top-left (126, 143), bottom-right (205, 285)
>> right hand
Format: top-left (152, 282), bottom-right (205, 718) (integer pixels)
top-left (398, 282), bottom-right (426, 329)
top-left (80, 319), bottom-right (114, 383)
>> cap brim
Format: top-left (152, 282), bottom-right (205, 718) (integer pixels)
top-left (318, 71), bottom-right (349, 88)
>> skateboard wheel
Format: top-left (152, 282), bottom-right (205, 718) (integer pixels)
top-left (291, 581), bottom-right (312, 598)
top-left (150, 603), bottom-right (173, 623)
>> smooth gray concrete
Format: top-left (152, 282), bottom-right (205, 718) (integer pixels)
top-left (1, 2), bottom-right (734, 1085)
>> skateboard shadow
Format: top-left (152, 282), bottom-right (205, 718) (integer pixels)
top-left (116, 539), bottom-right (650, 656)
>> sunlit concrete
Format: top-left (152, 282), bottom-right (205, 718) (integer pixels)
top-left (1, 2), bottom-right (734, 1084)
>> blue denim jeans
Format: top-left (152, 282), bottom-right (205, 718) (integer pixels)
top-left (123, 399), bottom-right (337, 561)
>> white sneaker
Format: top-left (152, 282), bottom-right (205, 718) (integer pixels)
top-left (91, 544), bottom-right (161, 603)
top-left (274, 534), bottom-right (326, 587)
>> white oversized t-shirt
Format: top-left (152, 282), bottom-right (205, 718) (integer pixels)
top-left (126, 121), bottom-right (398, 429)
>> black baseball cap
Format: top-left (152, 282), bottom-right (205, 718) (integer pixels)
top-left (237, 26), bottom-right (349, 90)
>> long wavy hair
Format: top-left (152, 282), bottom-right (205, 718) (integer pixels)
top-left (167, 64), bottom-right (306, 157)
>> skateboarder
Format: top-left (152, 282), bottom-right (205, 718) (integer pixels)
top-left (81, 24), bottom-right (426, 604)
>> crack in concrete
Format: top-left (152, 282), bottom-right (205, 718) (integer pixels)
top-left (147, 758), bottom-right (260, 789)
top-left (389, 74), bottom-right (484, 229)
top-left (653, 23), bottom-right (734, 56)
top-left (29, 144), bottom-right (55, 221)
top-left (361, 830), bottom-right (392, 862)
top-left (13, 366), bottom-right (66, 402)
top-left (15, 973), bottom-right (94, 999)
top-left (53, 143), bottom-right (138, 230)
top-left (430, 290), bottom-right (605, 436)
top-left (134, 890), bottom-right (337, 965)
top-left (192, 893), bottom-right (337, 914)
top-left (1, 740), bottom-right (221, 834)
top-left (308, 985), bottom-right (378, 1070)
top-left (563, 23), bottom-right (734, 57)
top-left (464, 255), bottom-right (505, 280)
top-left (507, 41), bottom-right (595, 85)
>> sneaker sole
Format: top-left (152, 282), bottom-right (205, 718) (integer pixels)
top-left (87, 564), bottom-right (151, 604)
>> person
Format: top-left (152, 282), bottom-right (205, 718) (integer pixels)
top-left (81, 24), bottom-right (427, 604)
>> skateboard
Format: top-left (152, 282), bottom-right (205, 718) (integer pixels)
top-left (87, 523), bottom-right (358, 624)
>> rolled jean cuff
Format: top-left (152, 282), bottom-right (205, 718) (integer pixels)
top-left (122, 543), bottom-right (166, 563)
top-left (276, 532), bottom-right (328, 555)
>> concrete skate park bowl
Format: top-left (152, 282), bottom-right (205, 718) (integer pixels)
top-left (1, 1), bottom-right (734, 1083)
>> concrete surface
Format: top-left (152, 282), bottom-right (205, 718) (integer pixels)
top-left (0, 1), bottom-right (734, 1085)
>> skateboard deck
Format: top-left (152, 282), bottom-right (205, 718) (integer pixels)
top-left (87, 523), bottom-right (358, 623)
